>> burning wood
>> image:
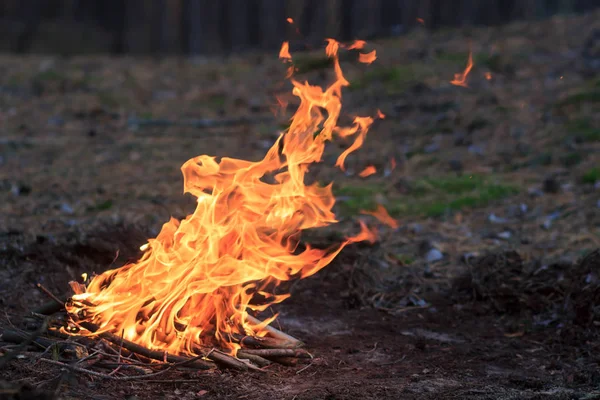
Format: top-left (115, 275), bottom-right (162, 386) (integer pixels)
top-left (63, 38), bottom-right (378, 359)
top-left (3, 38), bottom-right (382, 379)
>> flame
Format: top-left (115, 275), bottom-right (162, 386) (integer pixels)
top-left (450, 49), bottom-right (473, 87)
top-left (286, 17), bottom-right (294, 24)
top-left (347, 40), bottom-right (366, 50)
top-left (358, 50), bottom-right (377, 65)
top-left (361, 204), bottom-right (398, 229)
top-left (376, 109), bottom-right (385, 119)
top-left (358, 166), bottom-right (376, 178)
top-left (279, 42), bottom-right (292, 62)
top-left (485, 72), bottom-right (492, 80)
top-left (67, 40), bottom-right (378, 355)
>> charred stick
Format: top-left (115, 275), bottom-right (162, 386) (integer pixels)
top-left (1, 329), bottom-right (55, 348)
top-left (0, 320), bottom-right (48, 368)
top-left (234, 348), bottom-right (311, 358)
top-left (235, 351), bottom-right (272, 368)
top-left (35, 284), bottom-right (65, 307)
top-left (235, 334), bottom-right (304, 349)
top-left (268, 356), bottom-right (300, 367)
top-left (193, 348), bottom-right (248, 371)
top-left (245, 315), bottom-right (304, 347)
top-left (78, 322), bottom-right (213, 370)
top-left (31, 298), bottom-right (67, 316)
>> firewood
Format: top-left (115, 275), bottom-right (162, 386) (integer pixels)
top-left (235, 334), bottom-right (304, 349)
top-left (234, 348), bottom-right (311, 358)
top-left (235, 351), bottom-right (272, 367)
top-left (78, 322), bottom-right (214, 370)
top-left (245, 315), bottom-right (304, 347)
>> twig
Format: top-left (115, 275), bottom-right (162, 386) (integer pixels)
top-left (236, 334), bottom-right (304, 349)
top-left (35, 284), bottom-right (64, 307)
top-left (235, 348), bottom-right (311, 358)
top-left (268, 357), bottom-right (299, 366)
top-left (296, 362), bottom-right (313, 374)
top-left (117, 329), bottom-right (124, 364)
top-left (235, 351), bottom-right (272, 368)
top-left (1, 329), bottom-right (54, 349)
top-left (0, 320), bottom-right (48, 368)
top-left (39, 358), bottom-right (174, 381)
top-left (201, 348), bottom-right (249, 371)
top-left (31, 298), bottom-right (67, 316)
top-left (245, 315), bottom-right (304, 347)
top-left (78, 322), bottom-right (213, 370)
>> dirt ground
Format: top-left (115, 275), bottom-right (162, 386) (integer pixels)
top-left (1, 10), bottom-right (599, 400)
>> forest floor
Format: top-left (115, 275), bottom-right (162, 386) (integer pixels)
top-left (1, 10), bottom-right (600, 400)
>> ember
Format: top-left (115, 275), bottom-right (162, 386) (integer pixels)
top-left (65, 39), bottom-right (379, 359)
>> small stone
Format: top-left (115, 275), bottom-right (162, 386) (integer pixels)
top-left (425, 248), bottom-right (443, 263)
top-left (47, 115), bottom-right (64, 127)
top-left (468, 144), bottom-right (485, 156)
top-left (60, 203), bottom-right (74, 214)
top-left (528, 187), bottom-right (544, 197)
top-left (497, 231), bottom-right (512, 240)
top-left (449, 159), bottom-right (463, 173)
top-left (409, 223), bottom-right (422, 234)
top-left (543, 177), bottom-right (560, 194)
top-left (488, 213), bottom-right (507, 224)
top-left (423, 265), bottom-right (435, 278)
top-left (424, 142), bottom-right (440, 153)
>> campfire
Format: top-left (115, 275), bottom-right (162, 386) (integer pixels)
top-left (4, 39), bottom-right (385, 374)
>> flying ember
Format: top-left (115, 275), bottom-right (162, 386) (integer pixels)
top-left (66, 39), bottom-right (379, 356)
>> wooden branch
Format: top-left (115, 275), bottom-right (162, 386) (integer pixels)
top-left (31, 298), bottom-right (66, 315)
top-left (39, 358), bottom-right (174, 381)
top-left (236, 334), bottom-right (304, 349)
top-left (197, 348), bottom-right (249, 371)
top-left (234, 348), bottom-right (311, 358)
top-left (245, 315), bottom-right (304, 347)
top-left (78, 322), bottom-right (214, 370)
top-left (1, 329), bottom-right (55, 348)
top-left (235, 351), bottom-right (271, 367)
top-left (268, 356), bottom-right (299, 366)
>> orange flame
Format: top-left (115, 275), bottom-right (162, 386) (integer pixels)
top-left (67, 40), bottom-right (378, 355)
top-left (358, 50), bottom-right (377, 64)
top-left (286, 17), bottom-right (294, 24)
top-left (279, 42), bottom-right (292, 62)
top-left (361, 204), bottom-right (399, 229)
top-left (450, 49), bottom-right (473, 87)
top-left (376, 109), bottom-right (385, 119)
top-left (358, 165), bottom-right (376, 178)
top-left (347, 40), bottom-right (366, 50)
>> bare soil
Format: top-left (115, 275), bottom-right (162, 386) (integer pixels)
top-left (1, 11), bottom-right (599, 400)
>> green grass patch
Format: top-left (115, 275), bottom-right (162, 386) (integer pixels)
top-left (335, 175), bottom-right (519, 218)
top-left (87, 199), bottom-right (113, 212)
top-left (566, 117), bottom-right (600, 142)
top-left (96, 91), bottom-right (121, 109)
top-left (582, 167), bottom-right (600, 184)
top-left (293, 56), bottom-right (333, 74)
top-left (561, 152), bottom-right (583, 168)
top-left (349, 64), bottom-right (430, 92)
top-left (557, 90), bottom-right (600, 108)
top-left (35, 69), bottom-right (64, 81)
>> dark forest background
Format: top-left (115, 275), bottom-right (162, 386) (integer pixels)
top-left (0, 0), bottom-right (598, 55)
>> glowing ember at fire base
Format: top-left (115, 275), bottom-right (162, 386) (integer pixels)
top-left (65, 39), bottom-right (379, 358)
